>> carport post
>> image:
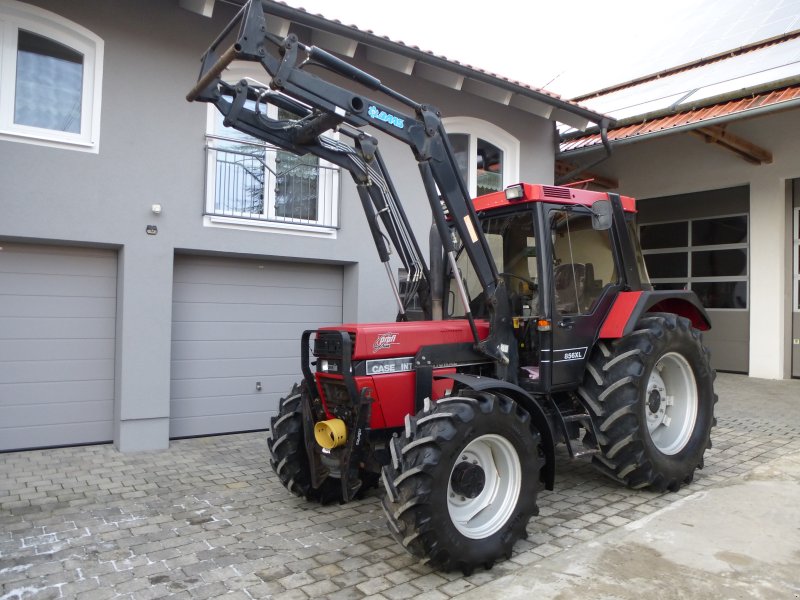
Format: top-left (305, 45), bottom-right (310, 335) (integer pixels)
top-left (748, 174), bottom-right (792, 379)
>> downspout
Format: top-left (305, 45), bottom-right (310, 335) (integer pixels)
top-left (554, 118), bottom-right (613, 185)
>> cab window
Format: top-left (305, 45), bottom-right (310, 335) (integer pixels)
top-left (449, 211), bottom-right (538, 317)
top-left (551, 210), bottom-right (617, 315)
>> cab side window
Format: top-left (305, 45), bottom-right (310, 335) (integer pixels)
top-left (551, 211), bottom-right (617, 315)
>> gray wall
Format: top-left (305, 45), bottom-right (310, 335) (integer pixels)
top-left (0, 0), bottom-right (557, 450)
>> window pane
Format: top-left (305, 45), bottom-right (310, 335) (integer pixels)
top-left (628, 220), bottom-right (652, 285)
top-left (640, 222), bottom-right (688, 249)
top-left (692, 281), bottom-right (747, 309)
top-left (15, 30), bottom-right (83, 133)
top-left (692, 216), bottom-right (747, 246)
top-left (692, 249), bottom-right (747, 277)
top-left (448, 134), bottom-right (469, 188)
top-left (214, 146), bottom-right (266, 214)
top-left (275, 151), bottom-right (319, 220)
top-left (643, 252), bottom-right (688, 278)
top-left (274, 107), bottom-right (319, 221)
top-left (552, 212), bottom-right (616, 314)
top-left (477, 138), bottom-right (503, 196)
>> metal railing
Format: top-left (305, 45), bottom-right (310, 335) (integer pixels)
top-left (205, 134), bottom-right (340, 228)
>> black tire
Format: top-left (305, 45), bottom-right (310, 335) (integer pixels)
top-left (381, 392), bottom-right (544, 574)
top-left (267, 382), bottom-right (342, 503)
top-left (579, 313), bottom-right (717, 492)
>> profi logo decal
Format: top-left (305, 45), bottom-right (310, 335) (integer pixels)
top-left (373, 332), bottom-right (399, 353)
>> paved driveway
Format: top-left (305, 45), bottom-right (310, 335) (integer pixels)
top-left (1, 373), bottom-right (799, 599)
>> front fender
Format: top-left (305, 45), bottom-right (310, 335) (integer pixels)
top-left (437, 373), bottom-right (556, 491)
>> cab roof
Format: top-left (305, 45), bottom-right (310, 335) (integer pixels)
top-left (473, 183), bottom-right (636, 213)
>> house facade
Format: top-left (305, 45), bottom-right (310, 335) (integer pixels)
top-left (0, 0), bottom-right (601, 452)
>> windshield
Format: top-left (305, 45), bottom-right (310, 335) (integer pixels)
top-left (448, 210), bottom-right (538, 317)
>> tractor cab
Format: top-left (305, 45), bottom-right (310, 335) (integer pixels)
top-left (447, 184), bottom-right (648, 391)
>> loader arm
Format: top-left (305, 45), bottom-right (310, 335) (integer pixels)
top-left (186, 0), bottom-right (518, 378)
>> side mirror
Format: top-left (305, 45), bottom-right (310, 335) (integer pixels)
top-left (591, 200), bottom-right (613, 230)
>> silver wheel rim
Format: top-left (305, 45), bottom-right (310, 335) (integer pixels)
top-left (447, 434), bottom-right (522, 539)
top-left (646, 352), bottom-right (698, 455)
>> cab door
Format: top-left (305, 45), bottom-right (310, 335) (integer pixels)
top-left (546, 206), bottom-right (621, 388)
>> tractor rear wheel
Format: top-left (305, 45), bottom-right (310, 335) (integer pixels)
top-left (267, 382), bottom-right (342, 503)
top-left (579, 313), bottom-right (717, 492)
top-left (381, 391), bottom-right (544, 574)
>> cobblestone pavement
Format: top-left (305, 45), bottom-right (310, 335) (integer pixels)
top-left (2, 373), bottom-right (800, 600)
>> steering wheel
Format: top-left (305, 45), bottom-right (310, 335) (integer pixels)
top-left (499, 272), bottom-right (537, 291)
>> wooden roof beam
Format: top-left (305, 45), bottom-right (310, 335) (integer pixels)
top-left (692, 125), bottom-right (773, 164)
top-left (554, 160), bottom-right (619, 190)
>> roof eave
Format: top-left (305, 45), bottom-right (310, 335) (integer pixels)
top-left (257, 1), bottom-right (609, 127)
top-left (562, 75), bottom-right (800, 143)
top-left (558, 94), bottom-right (800, 159)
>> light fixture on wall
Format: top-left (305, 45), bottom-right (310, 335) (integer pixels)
top-left (151, 204), bottom-right (162, 215)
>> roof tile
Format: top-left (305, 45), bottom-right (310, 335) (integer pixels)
top-left (560, 85), bottom-right (800, 153)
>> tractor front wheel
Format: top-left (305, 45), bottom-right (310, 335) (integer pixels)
top-left (580, 313), bottom-right (717, 492)
top-left (267, 382), bottom-right (342, 503)
top-left (381, 392), bottom-right (544, 574)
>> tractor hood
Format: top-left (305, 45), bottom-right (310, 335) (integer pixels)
top-left (319, 320), bottom-right (491, 360)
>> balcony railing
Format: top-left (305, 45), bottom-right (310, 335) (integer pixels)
top-left (205, 134), bottom-right (340, 229)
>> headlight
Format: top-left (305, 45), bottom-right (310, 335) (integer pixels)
top-left (318, 359), bottom-right (339, 373)
top-left (504, 184), bottom-right (525, 201)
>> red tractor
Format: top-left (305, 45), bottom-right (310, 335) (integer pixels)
top-left (188, 1), bottom-right (717, 574)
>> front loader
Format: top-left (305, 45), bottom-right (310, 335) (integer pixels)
top-left (187, 0), bottom-right (717, 574)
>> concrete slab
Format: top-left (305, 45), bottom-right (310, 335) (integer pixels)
top-left (456, 450), bottom-right (800, 600)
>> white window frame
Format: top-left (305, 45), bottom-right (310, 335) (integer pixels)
top-left (442, 116), bottom-right (520, 198)
top-left (639, 213), bottom-right (750, 311)
top-left (203, 64), bottom-right (339, 237)
top-left (0, 0), bottom-right (103, 152)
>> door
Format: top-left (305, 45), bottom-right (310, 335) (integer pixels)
top-left (548, 208), bottom-right (619, 388)
top-left (170, 254), bottom-right (343, 437)
top-left (636, 187), bottom-right (750, 373)
top-left (0, 243), bottom-right (116, 451)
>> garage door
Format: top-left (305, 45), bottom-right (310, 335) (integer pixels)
top-left (0, 243), bottom-right (117, 451)
top-left (170, 255), bottom-right (343, 438)
top-left (638, 187), bottom-right (750, 373)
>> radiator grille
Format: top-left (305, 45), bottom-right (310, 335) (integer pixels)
top-left (321, 379), bottom-right (352, 419)
top-left (314, 332), bottom-right (354, 357)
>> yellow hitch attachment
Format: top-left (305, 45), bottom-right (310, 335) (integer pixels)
top-left (314, 418), bottom-right (347, 449)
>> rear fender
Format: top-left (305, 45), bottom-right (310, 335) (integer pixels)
top-left (599, 290), bottom-right (711, 339)
top-left (437, 373), bottom-right (556, 491)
